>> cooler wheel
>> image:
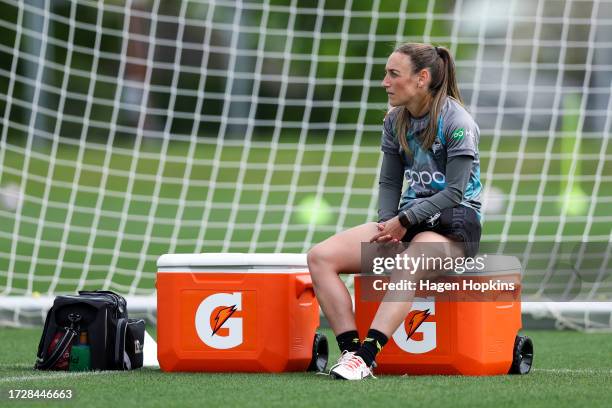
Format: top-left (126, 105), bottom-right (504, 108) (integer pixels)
top-left (509, 335), bottom-right (533, 375)
top-left (307, 332), bottom-right (328, 372)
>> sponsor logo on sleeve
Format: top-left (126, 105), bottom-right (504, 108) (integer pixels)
top-left (451, 128), bottom-right (465, 140)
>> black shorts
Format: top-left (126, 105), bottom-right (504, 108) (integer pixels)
top-left (401, 205), bottom-right (481, 257)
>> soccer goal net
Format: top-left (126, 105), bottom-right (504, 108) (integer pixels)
top-left (0, 0), bottom-right (610, 329)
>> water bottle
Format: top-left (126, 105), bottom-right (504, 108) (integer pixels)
top-left (69, 331), bottom-right (91, 371)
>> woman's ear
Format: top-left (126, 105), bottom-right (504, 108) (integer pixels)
top-left (418, 69), bottom-right (431, 88)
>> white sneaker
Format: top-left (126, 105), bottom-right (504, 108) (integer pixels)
top-left (323, 350), bottom-right (354, 376)
top-left (329, 354), bottom-right (376, 380)
top-left (315, 351), bottom-right (356, 377)
top-left (316, 351), bottom-right (355, 377)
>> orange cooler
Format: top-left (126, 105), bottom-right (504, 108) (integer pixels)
top-left (355, 255), bottom-right (529, 375)
top-left (156, 253), bottom-right (325, 373)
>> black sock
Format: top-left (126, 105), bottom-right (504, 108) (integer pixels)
top-left (336, 330), bottom-right (361, 353)
top-left (355, 329), bottom-right (388, 367)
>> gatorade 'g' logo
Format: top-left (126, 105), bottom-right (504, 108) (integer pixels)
top-left (211, 305), bottom-right (238, 336)
top-left (392, 297), bottom-right (436, 353)
top-left (405, 309), bottom-right (431, 340)
top-left (195, 292), bottom-right (242, 349)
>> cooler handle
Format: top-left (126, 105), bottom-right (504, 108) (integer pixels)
top-left (295, 275), bottom-right (315, 301)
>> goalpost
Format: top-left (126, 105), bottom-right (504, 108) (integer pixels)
top-left (0, 0), bottom-right (611, 329)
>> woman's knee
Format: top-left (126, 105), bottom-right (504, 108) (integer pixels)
top-left (307, 243), bottom-right (335, 275)
top-left (308, 222), bottom-right (377, 277)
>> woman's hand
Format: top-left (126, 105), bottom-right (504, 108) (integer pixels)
top-left (369, 216), bottom-right (407, 243)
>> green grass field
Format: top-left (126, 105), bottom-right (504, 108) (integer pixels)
top-left (1, 328), bottom-right (611, 407)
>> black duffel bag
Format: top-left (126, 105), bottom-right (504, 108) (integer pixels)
top-left (35, 290), bottom-right (145, 371)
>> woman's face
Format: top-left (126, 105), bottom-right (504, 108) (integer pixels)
top-left (382, 52), bottom-right (428, 107)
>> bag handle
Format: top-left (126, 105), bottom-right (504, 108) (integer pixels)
top-left (35, 327), bottom-right (77, 370)
top-left (35, 312), bottom-right (81, 370)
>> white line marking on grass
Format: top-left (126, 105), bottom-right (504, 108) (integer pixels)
top-left (1, 364), bottom-right (35, 369)
top-left (533, 368), bottom-right (612, 374)
top-left (0, 370), bottom-right (128, 383)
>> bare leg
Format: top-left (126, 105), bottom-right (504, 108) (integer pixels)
top-left (369, 231), bottom-right (465, 338)
top-left (307, 222), bottom-right (379, 335)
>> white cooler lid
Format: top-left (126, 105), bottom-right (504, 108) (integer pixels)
top-left (157, 253), bottom-right (520, 275)
top-left (157, 253), bottom-right (308, 271)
